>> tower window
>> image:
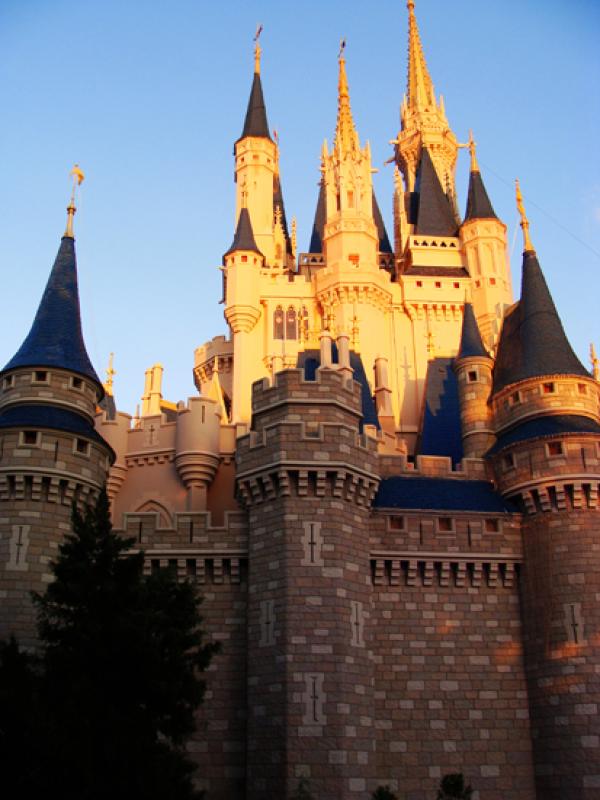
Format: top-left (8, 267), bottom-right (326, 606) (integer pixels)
top-left (490, 277), bottom-right (496, 286)
top-left (503, 453), bottom-right (516, 470)
top-left (20, 431), bottom-right (40, 447)
top-left (74, 438), bottom-right (90, 457)
top-left (273, 306), bottom-right (284, 340)
top-left (349, 254), bottom-right (359, 266)
top-left (467, 370), bottom-right (478, 383)
top-left (453, 282), bottom-right (460, 289)
top-left (542, 382), bottom-right (555, 394)
top-left (577, 383), bottom-right (587, 395)
top-left (547, 441), bottom-right (564, 457)
top-left (70, 376), bottom-right (83, 391)
top-left (435, 281), bottom-right (442, 288)
top-left (437, 517), bottom-right (454, 533)
top-left (2, 375), bottom-right (14, 390)
top-left (484, 519), bottom-right (500, 533)
top-left (32, 370), bottom-right (49, 384)
top-left (347, 190), bottom-right (354, 208)
top-left (241, 255), bottom-right (248, 263)
top-left (416, 281), bottom-right (423, 288)
top-left (509, 391), bottom-right (521, 406)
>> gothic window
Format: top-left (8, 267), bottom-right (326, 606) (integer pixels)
top-left (286, 307), bottom-right (297, 340)
top-left (300, 306), bottom-right (309, 338)
top-left (273, 305), bottom-right (284, 339)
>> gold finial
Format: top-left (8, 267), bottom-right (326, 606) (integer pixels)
top-left (65, 164), bottom-right (84, 238)
top-left (467, 130), bottom-right (479, 172)
top-left (253, 24), bottom-right (263, 74)
top-left (515, 179), bottom-right (534, 252)
top-left (591, 343), bottom-right (600, 381)
top-left (104, 352), bottom-right (116, 396)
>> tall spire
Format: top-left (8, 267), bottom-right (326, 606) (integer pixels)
top-left (239, 28), bottom-right (271, 141)
top-left (334, 41), bottom-right (359, 157)
top-left (2, 189), bottom-right (101, 389)
top-left (406, 0), bottom-right (436, 111)
top-left (464, 133), bottom-right (497, 221)
top-left (224, 207), bottom-right (262, 258)
top-left (457, 303), bottom-right (489, 360)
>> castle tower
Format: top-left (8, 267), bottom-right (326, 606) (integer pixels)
top-left (0, 184), bottom-right (112, 647)
top-left (234, 36), bottom-right (290, 267)
top-left (453, 302), bottom-right (494, 458)
top-left (459, 132), bottom-right (512, 348)
top-left (489, 189), bottom-right (600, 799)
top-left (393, 0), bottom-right (459, 194)
top-left (237, 367), bottom-right (379, 798)
top-left (223, 207), bottom-right (264, 424)
top-left (321, 49), bottom-right (379, 276)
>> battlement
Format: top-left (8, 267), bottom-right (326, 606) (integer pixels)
top-left (250, 367), bottom-right (362, 416)
top-left (379, 453), bottom-right (488, 480)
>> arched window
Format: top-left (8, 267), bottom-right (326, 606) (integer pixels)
top-left (273, 305), bottom-right (284, 339)
top-left (286, 307), bottom-right (297, 340)
top-left (300, 306), bottom-right (309, 339)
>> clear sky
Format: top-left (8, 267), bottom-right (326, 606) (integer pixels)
top-left (1, 0), bottom-right (598, 415)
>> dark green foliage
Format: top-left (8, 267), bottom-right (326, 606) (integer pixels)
top-left (437, 772), bottom-right (473, 800)
top-left (291, 776), bottom-right (315, 800)
top-left (0, 489), bottom-right (217, 800)
top-left (372, 786), bottom-right (398, 800)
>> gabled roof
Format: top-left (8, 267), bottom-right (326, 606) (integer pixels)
top-left (224, 208), bottom-right (262, 258)
top-left (414, 148), bottom-right (458, 237)
top-left (239, 72), bottom-right (271, 141)
top-left (374, 476), bottom-right (514, 513)
top-left (308, 180), bottom-right (326, 253)
top-left (2, 235), bottom-right (101, 389)
top-left (372, 191), bottom-right (393, 254)
top-left (464, 169), bottom-right (497, 221)
top-left (457, 303), bottom-right (489, 360)
top-left (493, 250), bottom-right (588, 393)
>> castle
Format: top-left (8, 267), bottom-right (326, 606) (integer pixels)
top-left (1, 3), bottom-right (599, 799)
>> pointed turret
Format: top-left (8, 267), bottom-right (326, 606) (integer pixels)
top-left (457, 302), bottom-right (488, 359)
top-left (393, 1), bottom-right (459, 194)
top-left (308, 179), bottom-right (326, 253)
top-left (493, 185), bottom-right (588, 394)
top-left (413, 147), bottom-right (458, 236)
top-left (2, 214), bottom-right (101, 391)
top-left (224, 207), bottom-right (262, 259)
top-left (464, 133), bottom-right (497, 221)
top-left (239, 39), bottom-right (271, 141)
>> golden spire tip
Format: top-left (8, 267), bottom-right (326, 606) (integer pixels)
top-left (515, 179), bottom-right (534, 253)
top-left (468, 130), bottom-right (479, 172)
top-left (64, 163), bottom-right (85, 238)
top-left (253, 24), bottom-right (263, 74)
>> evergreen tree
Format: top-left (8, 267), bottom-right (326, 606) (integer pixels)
top-left (437, 773), bottom-right (473, 800)
top-left (14, 488), bottom-right (218, 800)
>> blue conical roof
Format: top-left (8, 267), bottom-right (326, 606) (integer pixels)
top-left (2, 236), bottom-right (101, 388)
top-left (223, 208), bottom-right (262, 258)
top-left (239, 73), bottom-right (272, 141)
top-left (457, 303), bottom-right (489, 359)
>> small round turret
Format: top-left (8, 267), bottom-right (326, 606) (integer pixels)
top-left (174, 396), bottom-right (221, 510)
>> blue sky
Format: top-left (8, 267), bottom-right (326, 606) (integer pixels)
top-left (1, 0), bottom-right (598, 414)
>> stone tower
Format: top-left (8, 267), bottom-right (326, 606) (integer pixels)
top-left (488, 199), bottom-right (600, 799)
top-left (0, 197), bottom-right (112, 647)
top-left (237, 365), bottom-right (379, 798)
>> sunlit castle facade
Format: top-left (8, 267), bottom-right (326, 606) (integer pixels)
top-left (1, 3), bottom-right (600, 799)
